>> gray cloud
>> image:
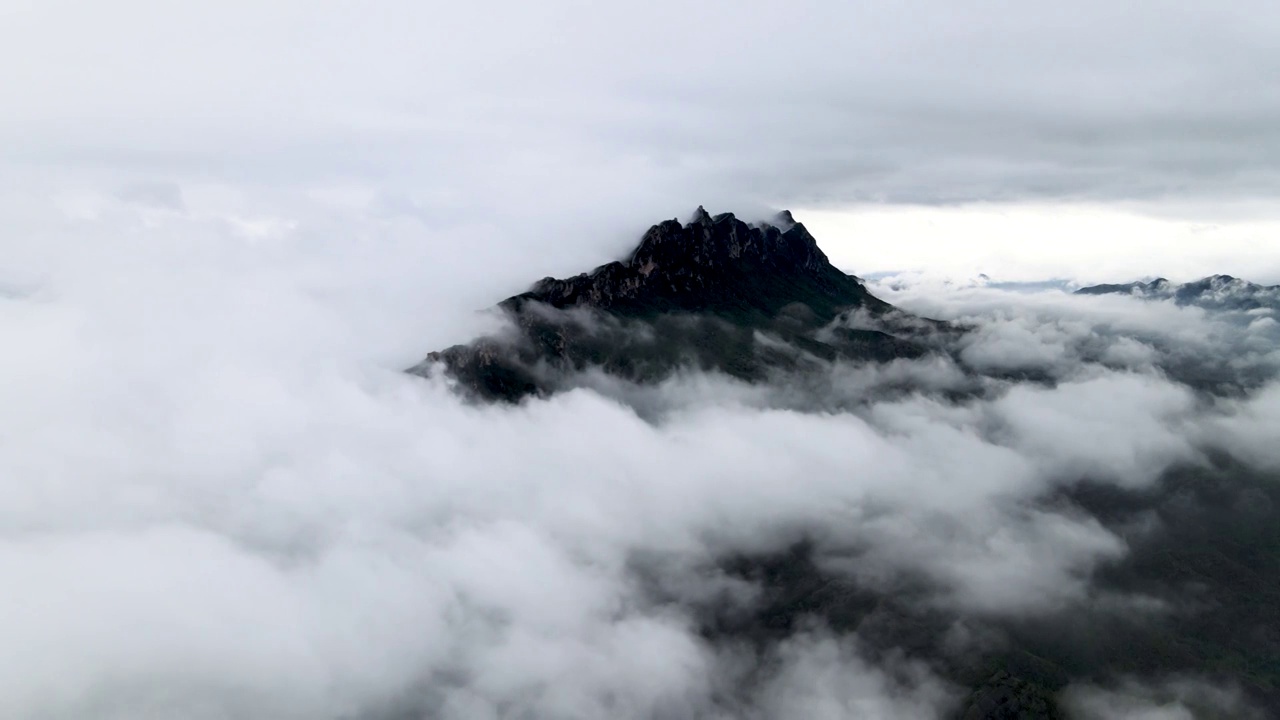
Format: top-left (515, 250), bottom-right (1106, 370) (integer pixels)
top-left (747, 632), bottom-right (958, 719)
top-left (3, 1), bottom-right (1280, 214)
top-left (1063, 677), bottom-right (1264, 719)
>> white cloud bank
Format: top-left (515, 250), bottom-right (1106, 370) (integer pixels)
top-left (1, 193), bottom-right (1277, 718)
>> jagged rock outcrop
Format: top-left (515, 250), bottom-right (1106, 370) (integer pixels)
top-left (412, 208), bottom-right (941, 402)
top-left (506, 207), bottom-right (892, 319)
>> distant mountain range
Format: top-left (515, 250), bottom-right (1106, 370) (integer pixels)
top-left (1077, 274), bottom-right (1280, 313)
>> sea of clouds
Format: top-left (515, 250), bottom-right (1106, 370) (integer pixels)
top-left (2, 188), bottom-right (1277, 719)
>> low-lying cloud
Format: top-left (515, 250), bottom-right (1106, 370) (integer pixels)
top-left (2, 193), bottom-right (1279, 718)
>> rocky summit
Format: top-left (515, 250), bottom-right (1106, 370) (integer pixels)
top-left (507, 207), bottom-right (891, 319)
top-left (411, 208), bottom-right (942, 401)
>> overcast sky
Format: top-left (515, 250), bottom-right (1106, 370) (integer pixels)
top-left (2, 0), bottom-right (1278, 283)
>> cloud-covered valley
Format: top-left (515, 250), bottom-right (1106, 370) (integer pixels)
top-left (2, 193), bottom-right (1278, 719)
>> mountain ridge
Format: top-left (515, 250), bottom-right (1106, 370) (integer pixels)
top-left (1077, 274), bottom-right (1280, 313)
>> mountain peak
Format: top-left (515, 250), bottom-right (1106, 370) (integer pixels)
top-left (415, 208), bottom-right (925, 402)
top-left (511, 208), bottom-right (874, 319)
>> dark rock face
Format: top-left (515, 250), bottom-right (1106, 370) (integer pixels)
top-left (413, 208), bottom-right (940, 402)
top-left (1077, 275), bottom-right (1280, 313)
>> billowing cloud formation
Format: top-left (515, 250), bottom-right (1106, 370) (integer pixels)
top-left (2, 193), bottom-right (1278, 718)
top-left (1064, 678), bottom-right (1265, 720)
